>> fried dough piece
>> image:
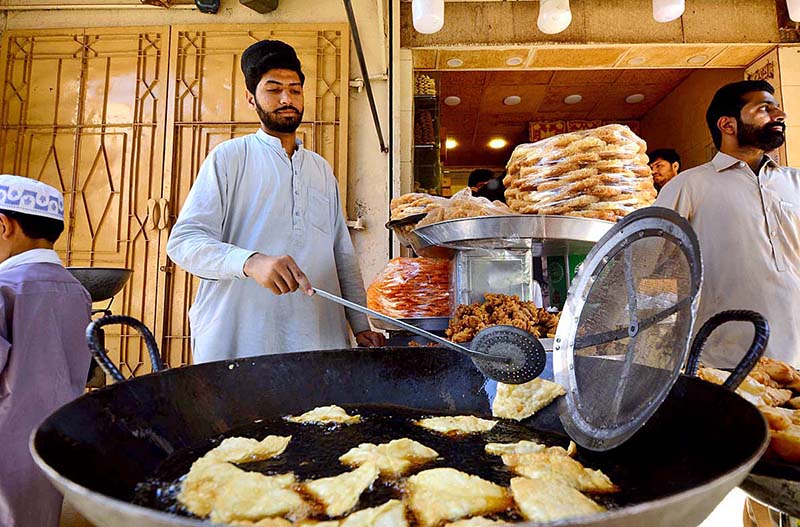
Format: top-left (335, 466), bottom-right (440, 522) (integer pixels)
top-left (445, 518), bottom-right (509, 526)
top-left (340, 500), bottom-right (409, 527)
top-left (339, 438), bottom-right (439, 477)
top-left (178, 459), bottom-right (245, 517)
top-left (789, 397), bottom-right (800, 409)
top-left (492, 378), bottom-right (566, 421)
top-left (770, 425), bottom-right (800, 463)
top-left (698, 367), bottom-right (793, 407)
top-left (230, 518), bottom-right (295, 527)
top-left (502, 449), bottom-right (618, 494)
top-left (303, 463), bottom-right (380, 517)
top-left (759, 405), bottom-right (800, 431)
top-left (208, 472), bottom-right (304, 524)
top-left (756, 357), bottom-right (800, 390)
top-left (510, 477), bottom-right (604, 522)
top-left (287, 405), bottom-right (362, 425)
top-left (205, 435), bottom-right (292, 464)
top-left (485, 440), bottom-right (546, 456)
top-left (405, 468), bottom-right (513, 527)
top-left (297, 521), bottom-right (341, 527)
top-left (414, 416), bottom-right (497, 435)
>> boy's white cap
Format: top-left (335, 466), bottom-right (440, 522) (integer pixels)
top-left (0, 175), bottom-right (64, 221)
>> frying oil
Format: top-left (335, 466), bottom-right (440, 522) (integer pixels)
top-left (133, 405), bottom-right (621, 523)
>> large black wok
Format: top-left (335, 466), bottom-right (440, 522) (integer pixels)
top-left (32, 340), bottom-right (767, 527)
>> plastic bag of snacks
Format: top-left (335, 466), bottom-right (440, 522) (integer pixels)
top-left (367, 257), bottom-right (451, 318)
top-left (390, 193), bottom-right (449, 222)
top-left (503, 124), bottom-right (656, 221)
top-left (417, 188), bottom-right (513, 227)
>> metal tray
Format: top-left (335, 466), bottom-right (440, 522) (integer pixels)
top-left (369, 316), bottom-right (450, 332)
top-left (409, 214), bottom-right (614, 258)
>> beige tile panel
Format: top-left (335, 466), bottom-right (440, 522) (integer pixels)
top-left (531, 47), bottom-right (628, 69)
top-left (708, 45), bottom-right (775, 67)
top-left (782, 86), bottom-right (800, 122)
top-left (484, 70), bottom-right (553, 86)
top-left (550, 70), bottom-right (622, 85)
top-left (617, 45), bottom-right (727, 68)
top-left (436, 48), bottom-right (533, 70)
top-left (779, 47), bottom-right (800, 86)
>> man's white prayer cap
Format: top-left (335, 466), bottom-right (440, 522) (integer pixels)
top-left (0, 175), bottom-right (64, 221)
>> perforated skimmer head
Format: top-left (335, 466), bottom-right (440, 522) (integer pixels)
top-left (554, 207), bottom-right (702, 451)
top-left (470, 325), bottom-right (547, 384)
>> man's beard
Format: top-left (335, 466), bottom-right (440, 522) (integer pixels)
top-left (737, 119), bottom-right (786, 151)
top-left (255, 100), bottom-right (303, 134)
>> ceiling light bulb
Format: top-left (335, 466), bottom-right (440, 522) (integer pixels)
top-left (488, 138), bottom-right (507, 149)
top-left (503, 95), bottom-right (522, 106)
top-left (412, 0), bottom-right (445, 34)
top-left (790, 0), bottom-right (800, 22)
top-left (628, 56), bottom-right (646, 66)
top-left (687, 54), bottom-right (708, 65)
top-left (443, 96), bottom-right (461, 106)
top-left (626, 93), bottom-right (645, 104)
top-left (506, 57), bottom-right (524, 66)
top-left (446, 58), bottom-right (464, 68)
top-left (446, 138), bottom-right (458, 149)
top-left (652, 0), bottom-right (685, 23)
top-left (564, 94), bottom-right (582, 105)
top-left (538, 0), bottom-right (572, 34)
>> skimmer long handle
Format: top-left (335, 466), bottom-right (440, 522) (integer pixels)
top-left (312, 288), bottom-right (503, 362)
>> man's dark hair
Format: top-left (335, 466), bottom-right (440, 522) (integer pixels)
top-left (0, 209), bottom-right (64, 243)
top-left (647, 148), bottom-right (681, 167)
top-left (468, 169), bottom-right (494, 188)
top-left (241, 40), bottom-right (305, 95)
top-left (705, 80), bottom-right (775, 149)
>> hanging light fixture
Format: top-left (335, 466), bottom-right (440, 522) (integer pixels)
top-left (788, 0), bottom-right (800, 22)
top-left (412, 0), bottom-right (445, 34)
top-left (652, 0), bottom-right (685, 23)
top-left (538, 0), bottom-right (572, 34)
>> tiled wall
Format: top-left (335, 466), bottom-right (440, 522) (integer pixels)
top-left (779, 46), bottom-right (800, 168)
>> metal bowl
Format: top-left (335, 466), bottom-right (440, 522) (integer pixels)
top-left (67, 267), bottom-right (133, 302)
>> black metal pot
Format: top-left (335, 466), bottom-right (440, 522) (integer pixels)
top-left (32, 339), bottom-right (768, 527)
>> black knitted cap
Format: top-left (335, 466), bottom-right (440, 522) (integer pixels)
top-left (241, 40), bottom-right (305, 94)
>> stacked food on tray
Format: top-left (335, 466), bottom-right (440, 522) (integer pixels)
top-left (503, 124), bottom-right (656, 221)
top-left (367, 257), bottom-right (451, 319)
top-left (446, 294), bottom-right (559, 344)
top-left (699, 357), bottom-right (800, 463)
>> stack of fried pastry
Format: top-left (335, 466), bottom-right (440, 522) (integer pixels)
top-left (504, 124), bottom-right (657, 221)
top-left (416, 188), bottom-right (513, 227)
top-left (390, 193), bottom-right (447, 222)
top-left (699, 357), bottom-right (800, 463)
top-left (446, 294), bottom-right (559, 343)
top-left (367, 257), bottom-right (451, 318)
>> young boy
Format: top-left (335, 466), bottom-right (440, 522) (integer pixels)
top-left (0, 175), bottom-right (92, 527)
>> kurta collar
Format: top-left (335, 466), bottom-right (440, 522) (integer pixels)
top-left (712, 151), bottom-right (779, 173)
top-left (255, 128), bottom-right (304, 155)
top-left (0, 248), bottom-right (62, 272)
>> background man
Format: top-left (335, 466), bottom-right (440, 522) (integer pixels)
top-left (654, 80), bottom-right (799, 369)
top-left (0, 175), bottom-right (91, 527)
top-left (167, 40), bottom-right (384, 363)
top-left (647, 148), bottom-right (681, 191)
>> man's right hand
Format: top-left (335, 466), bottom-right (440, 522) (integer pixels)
top-left (243, 254), bottom-right (313, 296)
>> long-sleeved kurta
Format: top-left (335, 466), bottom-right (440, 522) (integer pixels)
top-left (0, 249), bottom-right (91, 527)
top-left (655, 152), bottom-right (800, 368)
top-left (167, 130), bottom-right (370, 363)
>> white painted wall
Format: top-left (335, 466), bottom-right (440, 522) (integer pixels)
top-left (1, 0), bottom-right (392, 287)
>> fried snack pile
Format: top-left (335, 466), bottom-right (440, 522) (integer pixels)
top-left (367, 257), bottom-right (451, 318)
top-left (699, 357), bottom-right (800, 464)
top-left (416, 188), bottom-right (513, 227)
top-left (390, 192), bottom-right (447, 222)
top-left (446, 294), bottom-right (559, 343)
top-left (504, 124), bottom-right (656, 221)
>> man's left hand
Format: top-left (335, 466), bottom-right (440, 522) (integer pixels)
top-left (355, 330), bottom-right (386, 348)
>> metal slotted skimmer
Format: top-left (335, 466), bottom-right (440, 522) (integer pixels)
top-left (554, 207), bottom-right (703, 451)
top-left (313, 288), bottom-right (546, 384)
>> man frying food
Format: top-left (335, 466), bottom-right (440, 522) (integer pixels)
top-left (167, 40), bottom-right (384, 362)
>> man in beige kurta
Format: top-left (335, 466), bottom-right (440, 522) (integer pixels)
top-left (655, 80), bottom-right (799, 368)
